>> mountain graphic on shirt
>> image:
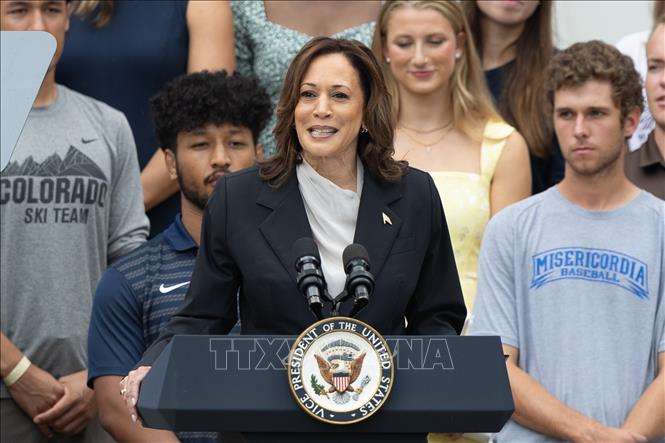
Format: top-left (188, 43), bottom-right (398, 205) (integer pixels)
top-left (2, 146), bottom-right (107, 181)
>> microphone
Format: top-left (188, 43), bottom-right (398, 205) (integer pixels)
top-left (343, 244), bottom-right (375, 317)
top-left (293, 238), bottom-right (327, 319)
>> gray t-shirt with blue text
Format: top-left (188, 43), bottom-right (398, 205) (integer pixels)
top-left (470, 187), bottom-right (665, 443)
top-left (0, 85), bottom-right (149, 398)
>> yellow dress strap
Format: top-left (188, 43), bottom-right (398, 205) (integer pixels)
top-left (480, 117), bottom-right (515, 183)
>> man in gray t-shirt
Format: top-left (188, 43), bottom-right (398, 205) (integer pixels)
top-left (470, 41), bottom-right (664, 443)
top-left (0, 2), bottom-right (148, 442)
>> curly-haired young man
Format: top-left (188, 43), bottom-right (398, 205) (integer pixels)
top-left (470, 41), bottom-right (664, 443)
top-left (86, 71), bottom-right (271, 443)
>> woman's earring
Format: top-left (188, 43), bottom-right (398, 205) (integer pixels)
top-left (455, 52), bottom-right (461, 59)
top-left (361, 126), bottom-right (368, 134)
top-left (385, 57), bottom-right (391, 64)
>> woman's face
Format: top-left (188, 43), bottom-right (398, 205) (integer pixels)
top-left (383, 6), bottom-right (462, 97)
top-left (294, 53), bottom-right (365, 163)
top-left (476, 1), bottom-right (539, 27)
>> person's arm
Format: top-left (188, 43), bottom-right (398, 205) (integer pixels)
top-left (33, 265), bottom-right (143, 437)
top-left (504, 345), bottom-right (647, 443)
top-left (490, 131), bottom-right (531, 216)
top-left (142, 0), bottom-right (237, 212)
top-left (86, 266), bottom-right (180, 439)
top-left (108, 113), bottom-right (149, 261)
top-left (1, 332), bottom-right (24, 380)
top-left (141, 150), bottom-right (179, 212)
top-left (1, 332), bottom-right (64, 438)
top-left (33, 370), bottom-right (96, 436)
top-left (623, 230), bottom-right (665, 441)
top-left (405, 173), bottom-right (466, 335)
top-left (186, 0), bottom-right (235, 73)
top-left (95, 376), bottom-right (180, 442)
top-left (623, 353), bottom-right (665, 440)
top-left (83, 265), bottom-right (168, 438)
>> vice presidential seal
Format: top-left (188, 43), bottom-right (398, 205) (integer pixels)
top-left (287, 317), bottom-right (394, 424)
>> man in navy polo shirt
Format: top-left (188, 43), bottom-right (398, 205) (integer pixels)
top-left (86, 71), bottom-right (271, 442)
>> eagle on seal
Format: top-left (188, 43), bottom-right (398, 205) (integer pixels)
top-left (315, 351), bottom-right (366, 394)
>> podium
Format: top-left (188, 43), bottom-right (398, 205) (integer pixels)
top-left (138, 335), bottom-right (513, 435)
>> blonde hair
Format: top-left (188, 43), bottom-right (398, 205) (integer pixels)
top-left (69, 0), bottom-right (113, 28)
top-left (372, 0), bottom-right (498, 140)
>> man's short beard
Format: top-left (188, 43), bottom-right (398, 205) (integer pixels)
top-left (176, 165), bottom-right (209, 210)
top-left (566, 142), bottom-right (624, 179)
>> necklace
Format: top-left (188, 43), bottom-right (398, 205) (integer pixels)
top-left (398, 120), bottom-right (453, 134)
top-left (397, 121), bottom-right (454, 152)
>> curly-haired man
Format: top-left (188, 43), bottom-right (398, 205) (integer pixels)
top-left (470, 40), bottom-right (664, 443)
top-left (86, 71), bottom-right (271, 442)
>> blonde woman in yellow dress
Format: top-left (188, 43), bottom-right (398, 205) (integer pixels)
top-left (374, 0), bottom-right (531, 318)
top-left (374, 2), bottom-right (530, 441)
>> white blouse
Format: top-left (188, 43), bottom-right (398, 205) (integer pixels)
top-left (296, 158), bottom-right (364, 299)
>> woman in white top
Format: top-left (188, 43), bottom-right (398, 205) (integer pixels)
top-left (122, 37), bottom-right (466, 443)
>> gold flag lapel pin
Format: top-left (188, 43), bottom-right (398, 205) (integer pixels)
top-left (382, 212), bottom-right (392, 225)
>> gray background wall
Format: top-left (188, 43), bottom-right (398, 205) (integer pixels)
top-left (554, 0), bottom-right (653, 48)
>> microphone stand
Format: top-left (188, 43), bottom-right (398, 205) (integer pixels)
top-left (329, 290), bottom-right (353, 318)
top-left (309, 282), bottom-right (371, 319)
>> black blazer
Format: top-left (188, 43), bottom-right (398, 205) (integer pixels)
top-left (141, 164), bottom-right (465, 365)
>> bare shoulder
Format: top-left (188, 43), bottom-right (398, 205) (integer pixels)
top-left (496, 130), bottom-right (530, 171)
top-left (186, 0), bottom-right (231, 19)
top-left (503, 130), bottom-right (529, 157)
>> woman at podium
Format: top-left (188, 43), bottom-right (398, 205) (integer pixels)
top-left (122, 37), bottom-right (466, 442)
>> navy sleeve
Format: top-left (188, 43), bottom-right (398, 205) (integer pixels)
top-left (548, 137), bottom-right (565, 187)
top-left (87, 267), bottom-right (145, 388)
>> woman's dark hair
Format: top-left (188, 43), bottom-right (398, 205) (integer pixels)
top-left (464, 1), bottom-right (554, 158)
top-left (259, 37), bottom-right (406, 186)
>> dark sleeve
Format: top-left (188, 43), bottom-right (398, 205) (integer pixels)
top-left (531, 136), bottom-right (566, 194)
top-left (548, 136), bottom-right (565, 187)
top-left (138, 178), bottom-right (239, 366)
top-left (405, 174), bottom-right (467, 335)
top-left (88, 267), bottom-right (145, 388)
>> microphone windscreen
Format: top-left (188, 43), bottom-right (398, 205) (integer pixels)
top-left (343, 243), bottom-right (370, 269)
top-left (293, 237), bottom-right (320, 267)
